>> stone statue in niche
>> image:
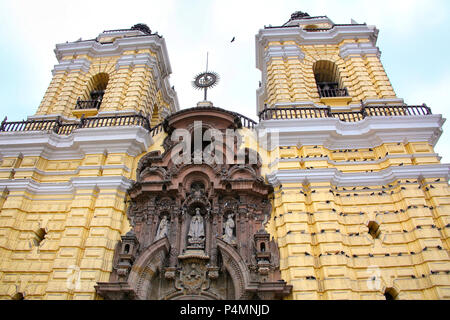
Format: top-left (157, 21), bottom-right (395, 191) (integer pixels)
top-left (155, 215), bottom-right (169, 241)
top-left (222, 213), bottom-right (235, 244)
top-left (187, 208), bottom-right (205, 248)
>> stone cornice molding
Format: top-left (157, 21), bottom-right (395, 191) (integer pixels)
top-left (0, 126), bottom-right (151, 160)
top-left (339, 41), bottom-right (381, 60)
top-left (54, 35), bottom-right (172, 76)
top-left (257, 115), bottom-right (445, 150)
top-left (0, 164), bottom-right (131, 177)
top-left (264, 44), bottom-right (305, 62)
top-left (266, 164), bottom-right (450, 187)
top-left (256, 24), bottom-right (379, 71)
top-left (52, 58), bottom-right (91, 75)
top-left (0, 176), bottom-right (133, 195)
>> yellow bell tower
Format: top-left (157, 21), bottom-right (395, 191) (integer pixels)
top-left (0, 24), bottom-right (178, 300)
top-left (35, 23), bottom-right (178, 120)
top-left (257, 12), bottom-right (450, 300)
top-left (256, 12), bottom-right (398, 111)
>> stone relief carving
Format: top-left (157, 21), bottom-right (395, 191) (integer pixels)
top-left (96, 107), bottom-right (291, 300)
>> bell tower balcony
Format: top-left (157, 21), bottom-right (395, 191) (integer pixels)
top-left (317, 82), bottom-right (352, 106)
top-left (72, 97), bottom-right (102, 118)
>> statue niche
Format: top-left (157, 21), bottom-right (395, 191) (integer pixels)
top-left (95, 106), bottom-right (292, 300)
top-left (222, 213), bottom-right (236, 245)
top-left (155, 215), bottom-right (170, 242)
top-left (187, 208), bottom-right (205, 249)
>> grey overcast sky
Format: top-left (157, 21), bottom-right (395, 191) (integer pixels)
top-left (0, 0), bottom-right (449, 162)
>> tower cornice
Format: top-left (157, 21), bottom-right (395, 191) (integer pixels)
top-left (256, 24), bottom-right (379, 71)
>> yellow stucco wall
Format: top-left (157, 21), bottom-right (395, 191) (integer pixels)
top-left (264, 142), bottom-right (450, 300)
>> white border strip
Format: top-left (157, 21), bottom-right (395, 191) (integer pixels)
top-left (266, 164), bottom-right (450, 187)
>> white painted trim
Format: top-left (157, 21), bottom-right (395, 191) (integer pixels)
top-left (266, 164), bottom-right (450, 187)
top-left (257, 115), bottom-right (445, 150)
top-left (0, 126), bottom-right (152, 159)
top-left (0, 176), bottom-right (133, 195)
top-left (362, 98), bottom-right (405, 106)
top-left (52, 58), bottom-right (91, 75)
top-left (0, 164), bottom-right (131, 176)
top-left (264, 44), bottom-right (305, 62)
top-left (339, 42), bottom-right (381, 60)
top-left (26, 114), bottom-right (78, 122)
top-left (55, 36), bottom-right (171, 75)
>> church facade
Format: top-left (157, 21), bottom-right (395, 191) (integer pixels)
top-left (0, 13), bottom-right (449, 300)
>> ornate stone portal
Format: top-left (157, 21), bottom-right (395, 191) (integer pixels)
top-left (95, 107), bottom-right (292, 300)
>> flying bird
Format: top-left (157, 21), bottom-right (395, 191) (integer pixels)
top-left (231, 37), bottom-right (235, 43)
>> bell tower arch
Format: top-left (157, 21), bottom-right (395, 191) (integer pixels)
top-left (35, 24), bottom-right (179, 119)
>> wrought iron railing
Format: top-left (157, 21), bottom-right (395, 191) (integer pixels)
top-left (318, 87), bottom-right (349, 98)
top-left (150, 122), bottom-right (164, 137)
top-left (234, 113), bottom-right (257, 129)
top-left (258, 104), bottom-right (432, 122)
top-left (267, 22), bottom-right (367, 30)
top-left (75, 98), bottom-right (102, 110)
top-left (303, 28), bottom-right (332, 32)
top-left (0, 105), bottom-right (432, 137)
top-left (0, 113), bottom-right (151, 135)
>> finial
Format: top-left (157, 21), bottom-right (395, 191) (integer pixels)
top-left (192, 52), bottom-right (220, 105)
top-left (131, 23), bottom-right (152, 34)
top-left (290, 11), bottom-right (310, 20)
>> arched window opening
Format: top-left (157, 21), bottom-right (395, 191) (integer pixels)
top-left (76, 73), bottom-right (109, 110)
top-left (368, 221), bottom-right (381, 239)
top-left (313, 60), bottom-right (348, 98)
top-left (12, 292), bottom-right (24, 300)
top-left (384, 288), bottom-right (398, 300)
top-left (260, 242), bottom-right (266, 252)
top-left (33, 228), bottom-right (46, 247)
